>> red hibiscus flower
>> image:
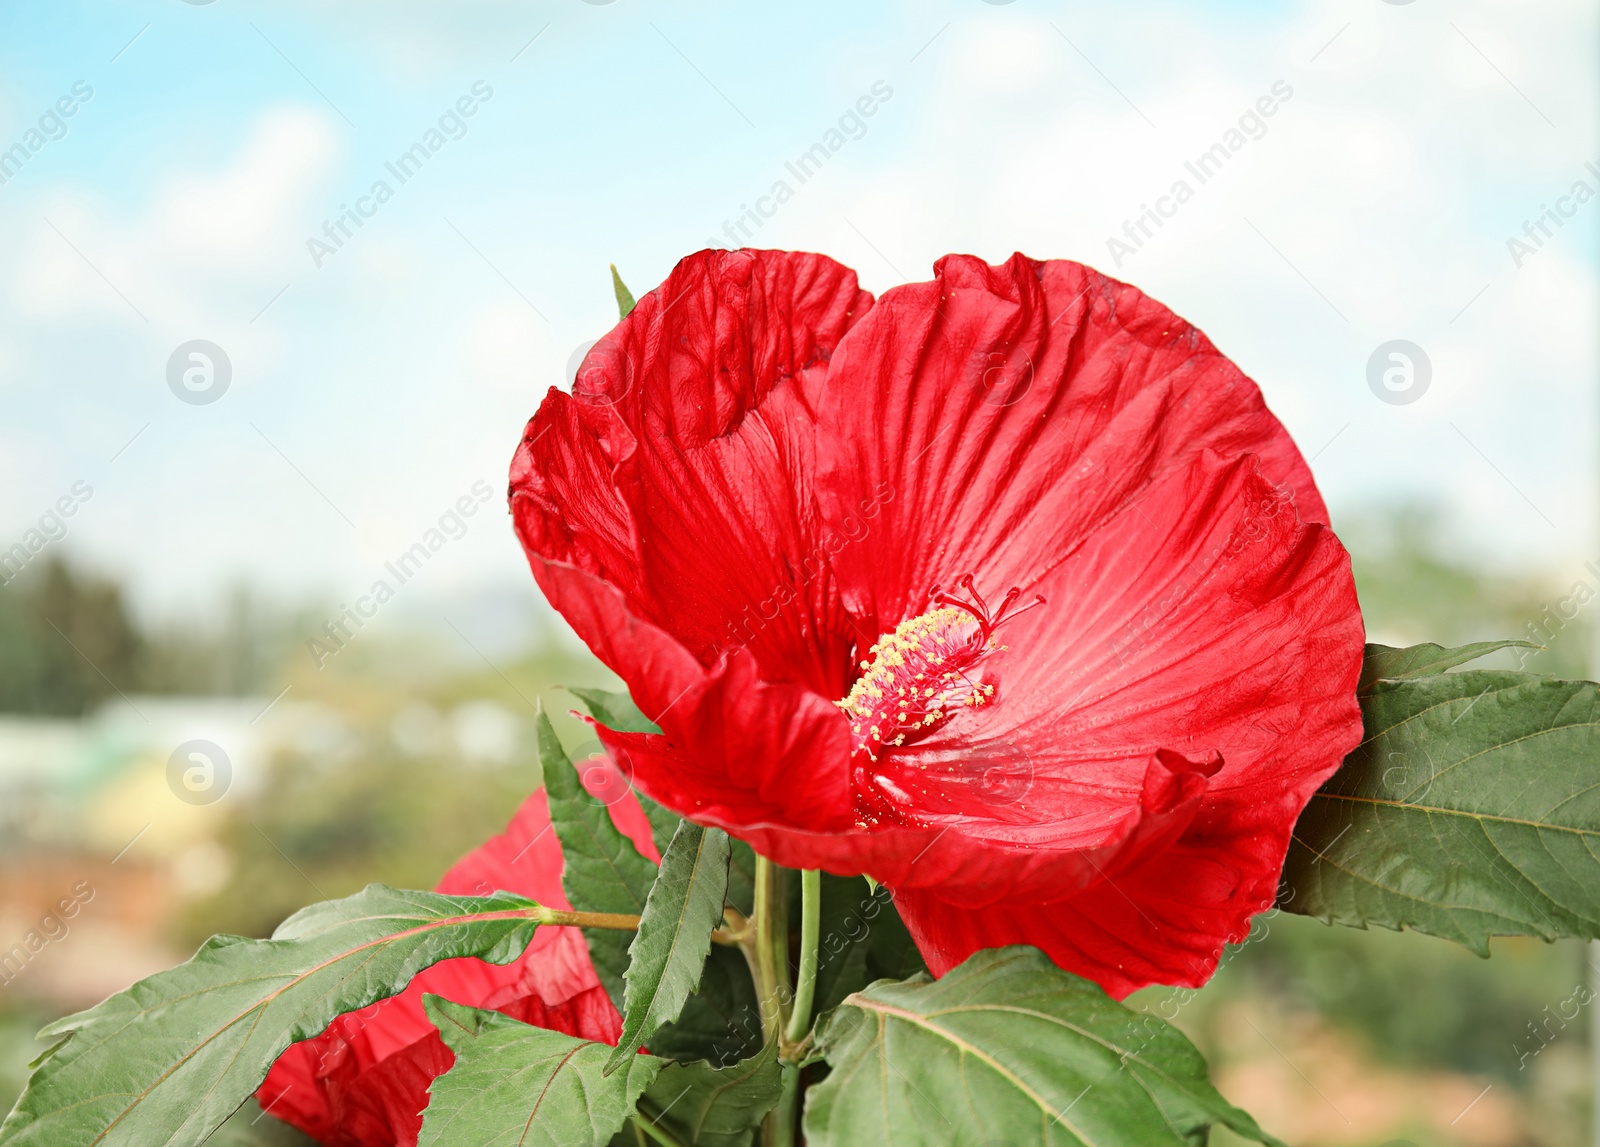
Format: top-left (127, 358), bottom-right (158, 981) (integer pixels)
top-left (509, 249), bottom-right (1364, 998)
top-left (257, 769), bottom-right (657, 1146)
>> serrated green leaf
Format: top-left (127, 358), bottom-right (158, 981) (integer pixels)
top-left (634, 1041), bottom-right (782, 1147)
top-left (1358, 639), bottom-right (1534, 690)
top-left (608, 822), bottom-right (732, 1073)
top-left (625, 801), bottom-right (754, 919)
top-left (0, 886), bottom-right (547, 1147)
top-left (568, 685), bottom-right (660, 734)
top-left (611, 265), bottom-right (637, 319)
top-left (1283, 657), bottom-right (1600, 951)
top-left (420, 997), bottom-right (661, 1146)
top-left (539, 709), bottom-right (658, 1010)
top-left (638, 945), bottom-right (765, 1067)
top-left (805, 946), bottom-right (1282, 1147)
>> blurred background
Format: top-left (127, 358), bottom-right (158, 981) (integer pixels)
top-left (1, 1), bottom-right (1596, 1144)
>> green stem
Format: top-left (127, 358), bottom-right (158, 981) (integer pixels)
top-left (771, 1061), bottom-right (801, 1147)
top-left (632, 1110), bottom-right (684, 1147)
top-left (530, 906), bottom-right (639, 930)
top-left (752, 854), bottom-right (790, 1047)
top-left (784, 869), bottom-right (821, 1045)
top-left (770, 869), bottom-right (820, 1147)
top-left (754, 855), bottom-right (795, 1147)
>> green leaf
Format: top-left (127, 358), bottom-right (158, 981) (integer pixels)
top-left (1283, 647), bottom-right (1600, 951)
top-left (539, 709), bottom-right (758, 1064)
top-left (420, 997), bottom-right (661, 1146)
top-left (568, 685), bottom-right (660, 734)
top-left (625, 801), bottom-right (752, 920)
top-left (638, 945), bottom-right (765, 1067)
top-left (805, 946), bottom-right (1282, 1147)
top-left (813, 875), bottom-right (927, 1015)
top-left (1358, 639), bottom-right (1534, 689)
top-left (635, 1042), bottom-right (783, 1147)
top-left (540, 708), bottom-right (658, 1010)
top-left (611, 265), bottom-right (637, 319)
top-left (608, 821), bottom-right (732, 1073)
top-left (0, 886), bottom-right (547, 1147)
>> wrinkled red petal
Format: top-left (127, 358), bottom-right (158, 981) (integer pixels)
top-left (814, 254), bottom-right (1327, 635)
top-left (258, 775), bottom-right (653, 1147)
top-left (801, 451), bottom-right (1359, 990)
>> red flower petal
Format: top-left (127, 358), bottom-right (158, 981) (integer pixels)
top-left (512, 248), bottom-right (873, 695)
top-left (813, 254), bottom-right (1328, 635)
top-left (258, 772), bottom-right (653, 1147)
top-left (510, 250), bottom-right (1365, 997)
top-left (512, 249), bottom-right (877, 832)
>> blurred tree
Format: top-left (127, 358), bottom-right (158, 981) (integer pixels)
top-left (0, 557), bottom-right (143, 715)
top-left (0, 558), bottom-right (311, 713)
top-left (137, 585), bottom-right (308, 697)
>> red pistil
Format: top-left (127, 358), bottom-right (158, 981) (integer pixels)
top-left (930, 574), bottom-right (1046, 646)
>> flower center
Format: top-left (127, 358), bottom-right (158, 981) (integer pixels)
top-left (835, 577), bottom-right (1044, 767)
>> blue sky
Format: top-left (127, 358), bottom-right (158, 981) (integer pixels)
top-left (1, 0), bottom-right (1596, 653)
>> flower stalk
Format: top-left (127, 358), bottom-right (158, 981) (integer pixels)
top-left (752, 864), bottom-right (823, 1147)
top-left (528, 906), bottom-right (640, 930)
top-left (771, 1062), bottom-right (801, 1147)
top-left (531, 904), bottom-right (748, 945)
top-left (784, 869), bottom-right (821, 1046)
top-left (752, 855), bottom-right (791, 1047)
top-left (631, 1104), bottom-right (685, 1147)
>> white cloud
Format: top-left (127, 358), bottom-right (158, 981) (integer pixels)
top-left (157, 107), bottom-right (338, 264)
